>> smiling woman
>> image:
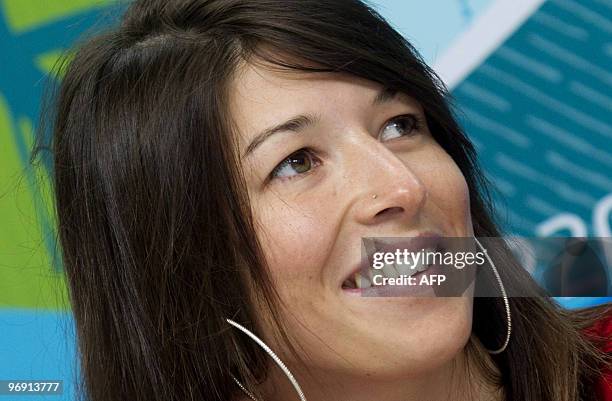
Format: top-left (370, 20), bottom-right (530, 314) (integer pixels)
top-left (32, 1), bottom-right (611, 401)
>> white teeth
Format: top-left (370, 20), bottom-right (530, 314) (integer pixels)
top-left (396, 261), bottom-right (427, 277)
top-left (355, 272), bottom-right (372, 289)
top-left (381, 262), bottom-right (397, 279)
top-left (413, 261), bottom-right (428, 273)
top-left (396, 263), bottom-right (416, 276)
top-left (344, 246), bottom-right (439, 290)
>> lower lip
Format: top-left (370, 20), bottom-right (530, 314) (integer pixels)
top-left (341, 263), bottom-right (444, 297)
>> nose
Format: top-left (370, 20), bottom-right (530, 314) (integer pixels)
top-left (346, 140), bottom-right (428, 227)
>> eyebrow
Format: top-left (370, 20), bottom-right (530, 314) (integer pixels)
top-left (242, 86), bottom-right (399, 158)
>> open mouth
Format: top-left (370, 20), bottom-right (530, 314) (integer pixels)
top-left (341, 243), bottom-right (441, 291)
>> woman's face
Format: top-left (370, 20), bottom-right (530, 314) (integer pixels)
top-left (229, 60), bottom-right (475, 380)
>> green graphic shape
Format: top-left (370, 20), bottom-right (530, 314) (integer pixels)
top-left (1, 0), bottom-right (113, 33)
top-left (35, 49), bottom-right (73, 77)
top-left (0, 92), bottom-right (69, 310)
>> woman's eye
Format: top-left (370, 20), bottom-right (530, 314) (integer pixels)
top-left (270, 148), bottom-right (319, 180)
top-left (380, 114), bottom-right (422, 141)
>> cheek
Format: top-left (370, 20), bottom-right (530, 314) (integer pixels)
top-left (419, 146), bottom-right (473, 236)
top-left (252, 198), bottom-right (334, 290)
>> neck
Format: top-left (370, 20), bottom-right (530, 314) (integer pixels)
top-left (247, 335), bottom-right (504, 401)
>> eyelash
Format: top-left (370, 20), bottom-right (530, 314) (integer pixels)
top-left (268, 113), bottom-right (424, 183)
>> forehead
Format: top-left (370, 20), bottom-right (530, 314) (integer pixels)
top-left (229, 61), bottom-right (422, 148)
top-left (229, 61), bottom-right (404, 139)
top-left (230, 61), bottom-right (383, 106)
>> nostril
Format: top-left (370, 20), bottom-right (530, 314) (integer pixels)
top-left (375, 206), bottom-right (404, 218)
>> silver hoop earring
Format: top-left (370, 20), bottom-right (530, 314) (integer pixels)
top-left (226, 318), bottom-right (308, 401)
top-left (473, 237), bottom-right (511, 354)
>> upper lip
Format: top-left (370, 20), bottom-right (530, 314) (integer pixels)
top-left (341, 230), bottom-right (443, 288)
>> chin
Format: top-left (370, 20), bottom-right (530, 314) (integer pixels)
top-left (342, 296), bottom-right (474, 379)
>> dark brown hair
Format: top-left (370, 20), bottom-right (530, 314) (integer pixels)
top-left (33, 0), bottom-right (611, 400)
